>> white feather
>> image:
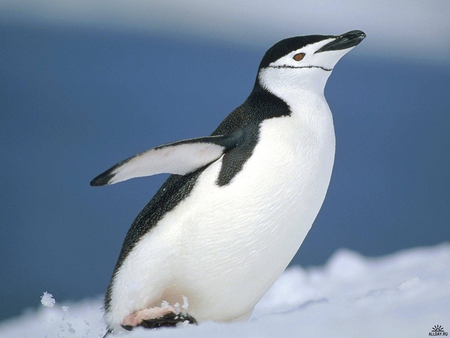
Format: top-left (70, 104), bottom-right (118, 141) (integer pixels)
top-left (104, 35), bottom-right (360, 332)
top-left (105, 141), bottom-right (227, 185)
top-left (106, 92), bottom-right (336, 333)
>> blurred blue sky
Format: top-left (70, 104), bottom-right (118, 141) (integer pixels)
top-left (1, 0), bottom-right (449, 322)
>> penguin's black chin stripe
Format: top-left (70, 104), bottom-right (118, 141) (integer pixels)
top-left (268, 65), bottom-right (332, 71)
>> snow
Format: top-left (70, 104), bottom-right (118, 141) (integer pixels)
top-left (40, 292), bottom-right (56, 308)
top-left (181, 295), bottom-right (189, 310)
top-left (1, 243), bottom-right (449, 338)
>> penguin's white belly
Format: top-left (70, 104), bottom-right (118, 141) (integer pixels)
top-left (108, 112), bottom-right (335, 327)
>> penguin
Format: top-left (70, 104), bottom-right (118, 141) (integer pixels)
top-left (91, 30), bottom-right (365, 334)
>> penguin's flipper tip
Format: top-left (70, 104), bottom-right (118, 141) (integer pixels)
top-left (90, 133), bottom-right (240, 186)
top-left (90, 171), bottom-right (115, 186)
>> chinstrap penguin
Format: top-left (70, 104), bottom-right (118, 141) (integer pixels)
top-left (91, 30), bottom-right (365, 335)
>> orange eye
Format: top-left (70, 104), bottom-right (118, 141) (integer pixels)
top-left (293, 53), bottom-right (305, 61)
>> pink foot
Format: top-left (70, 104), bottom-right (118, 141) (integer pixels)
top-left (122, 306), bottom-right (177, 327)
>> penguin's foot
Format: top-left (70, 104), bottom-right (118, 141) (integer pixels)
top-left (121, 306), bottom-right (197, 330)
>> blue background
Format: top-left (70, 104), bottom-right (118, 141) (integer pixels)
top-left (1, 23), bottom-right (449, 321)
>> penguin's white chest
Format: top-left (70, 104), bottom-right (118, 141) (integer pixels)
top-left (109, 97), bottom-right (335, 327)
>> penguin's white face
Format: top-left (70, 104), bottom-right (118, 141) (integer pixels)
top-left (266, 38), bottom-right (348, 72)
top-left (258, 31), bottom-right (365, 95)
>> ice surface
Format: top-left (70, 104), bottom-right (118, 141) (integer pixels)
top-left (1, 243), bottom-right (449, 338)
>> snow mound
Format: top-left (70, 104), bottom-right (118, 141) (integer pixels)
top-left (1, 243), bottom-right (449, 338)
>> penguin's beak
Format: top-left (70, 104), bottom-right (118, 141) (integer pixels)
top-left (315, 30), bottom-right (366, 53)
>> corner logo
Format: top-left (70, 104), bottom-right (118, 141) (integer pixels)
top-left (429, 325), bottom-right (448, 336)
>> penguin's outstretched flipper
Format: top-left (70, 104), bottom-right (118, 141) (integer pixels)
top-left (90, 131), bottom-right (242, 186)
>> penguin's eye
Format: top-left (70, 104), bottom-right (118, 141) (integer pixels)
top-left (293, 53), bottom-right (305, 61)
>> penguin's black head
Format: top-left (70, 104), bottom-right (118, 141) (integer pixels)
top-left (259, 30), bottom-right (366, 69)
top-left (257, 30), bottom-right (365, 93)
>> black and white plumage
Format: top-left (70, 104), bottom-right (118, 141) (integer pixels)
top-left (91, 30), bottom-right (365, 334)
